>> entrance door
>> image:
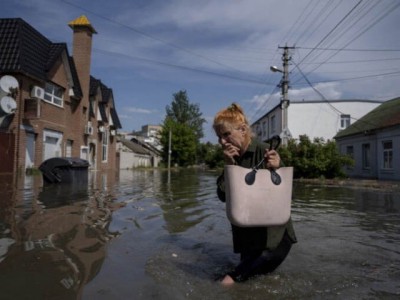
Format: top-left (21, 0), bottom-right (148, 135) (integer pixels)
top-left (89, 143), bottom-right (96, 169)
top-left (25, 132), bottom-right (35, 169)
top-left (43, 130), bottom-right (63, 161)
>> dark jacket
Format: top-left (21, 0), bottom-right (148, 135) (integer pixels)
top-left (217, 138), bottom-right (297, 253)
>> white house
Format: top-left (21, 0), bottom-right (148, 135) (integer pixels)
top-left (131, 124), bottom-right (162, 151)
top-left (117, 137), bottom-right (161, 169)
top-left (251, 99), bottom-right (384, 143)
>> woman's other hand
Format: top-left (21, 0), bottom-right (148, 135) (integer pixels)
top-left (264, 149), bottom-right (280, 169)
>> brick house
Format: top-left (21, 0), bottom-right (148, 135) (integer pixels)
top-left (0, 16), bottom-right (121, 175)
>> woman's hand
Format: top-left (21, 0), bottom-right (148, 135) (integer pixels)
top-left (264, 149), bottom-right (280, 169)
top-left (223, 143), bottom-right (240, 165)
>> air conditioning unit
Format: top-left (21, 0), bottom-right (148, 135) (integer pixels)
top-left (31, 86), bottom-right (45, 100)
top-left (85, 122), bottom-right (93, 135)
top-left (98, 125), bottom-right (105, 133)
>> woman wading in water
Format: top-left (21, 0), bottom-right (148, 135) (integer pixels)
top-left (213, 103), bottom-right (297, 285)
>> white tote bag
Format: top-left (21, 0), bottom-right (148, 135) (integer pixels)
top-left (224, 165), bottom-right (293, 227)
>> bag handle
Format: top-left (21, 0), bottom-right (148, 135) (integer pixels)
top-left (244, 135), bottom-right (282, 185)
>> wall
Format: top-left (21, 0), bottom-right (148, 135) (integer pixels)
top-left (252, 100), bottom-right (382, 142)
top-left (288, 101), bottom-right (381, 141)
top-left (337, 125), bottom-right (400, 180)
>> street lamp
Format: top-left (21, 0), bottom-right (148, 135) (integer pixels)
top-left (270, 60), bottom-right (290, 145)
top-left (270, 66), bottom-right (283, 73)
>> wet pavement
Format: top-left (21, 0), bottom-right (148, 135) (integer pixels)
top-left (0, 169), bottom-right (399, 299)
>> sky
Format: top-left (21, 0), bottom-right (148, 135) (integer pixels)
top-left (2, 0), bottom-right (400, 143)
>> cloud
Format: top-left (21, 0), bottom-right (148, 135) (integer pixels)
top-left (290, 82), bottom-right (342, 100)
top-left (125, 107), bottom-right (154, 114)
top-left (4, 0), bottom-right (399, 142)
top-left (246, 82), bottom-right (342, 122)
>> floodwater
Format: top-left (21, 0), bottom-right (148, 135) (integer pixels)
top-left (0, 169), bottom-right (399, 300)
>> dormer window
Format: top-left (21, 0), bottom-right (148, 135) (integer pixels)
top-left (340, 114), bottom-right (351, 129)
top-left (44, 82), bottom-right (64, 107)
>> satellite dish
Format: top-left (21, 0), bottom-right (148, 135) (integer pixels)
top-left (0, 96), bottom-right (17, 114)
top-left (0, 75), bottom-right (19, 94)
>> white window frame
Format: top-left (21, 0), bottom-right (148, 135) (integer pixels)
top-left (44, 82), bottom-right (64, 107)
top-left (263, 121), bottom-right (268, 138)
top-left (65, 140), bottom-right (73, 157)
top-left (43, 129), bottom-right (63, 160)
top-left (89, 97), bottom-right (96, 118)
top-left (102, 130), bottom-right (109, 162)
top-left (382, 140), bottom-right (393, 169)
top-left (80, 146), bottom-right (89, 161)
top-left (270, 115), bottom-right (276, 134)
top-left (340, 114), bottom-right (351, 129)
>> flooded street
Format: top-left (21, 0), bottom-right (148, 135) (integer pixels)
top-left (1, 169), bottom-right (399, 300)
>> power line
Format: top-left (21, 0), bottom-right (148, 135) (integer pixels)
top-left (92, 47), bottom-right (275, 86)
top-left (59, 0), bottom-right (257, 80)
top-left (297, 47), bottom-right (400, 52)
top-left (292, 61), bottom-right (388, 131)
top-left (299, 57), bottom-right (400, 64)
top-left (296, 0), bottom-right (364, 67)
top-left (294, 71), bottom-right (400, 86)
top-left (294, 0), bottom-right (343, 46)
top-left (293, 1), bottom-right (400, 84)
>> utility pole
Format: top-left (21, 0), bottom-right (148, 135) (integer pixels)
top-left (168, 128), bottom-right (172, 169)
top-left (271, 45), bottom-right (294, 146)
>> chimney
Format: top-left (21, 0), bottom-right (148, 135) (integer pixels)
top-left (68, 15), bottom-right (97, 106)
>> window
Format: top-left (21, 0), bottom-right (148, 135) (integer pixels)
top-left (362, 143), bottom-right (371, 169)
top-left (340, 114), bottom-right (351, 129)
top-left (65, 140), bottom-right (73, 157)
top-left (346, 146), bottom-right (354, 169)
top-left (102, 131), bottom-right (109, 162)
top-left (270, 115), bottom-right (276, 134)
top-left (346, 145), bottom-right (354, 159)
top-left (89, 98), bottom-right (96, 118)
top-left (80, 146), bottom-right (89, 161)
top-left (43, 130), bottom-right (63, 160)
top-left (44, 83), bottom-right (64, 106)
top-left (382, 140), bottom-right (393, 169)
top-left (256, 125), bottom-right (262, 137)
top-left (263, 121), bottom-right (268, 137)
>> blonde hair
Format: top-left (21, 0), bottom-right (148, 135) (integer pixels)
top-left (213, 103), bottom-right (253, 141)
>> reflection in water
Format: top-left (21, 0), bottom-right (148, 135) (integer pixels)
top-left (0, 170), bottom-right (120, 299)
top-left (157, 169), bottom-right (209, 233)
top-left (1, 170), bottom-right (400, 299)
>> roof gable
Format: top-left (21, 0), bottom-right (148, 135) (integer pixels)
top-left (335, 97), bottom-right (400, 138)
top-left (119, 138), bottom-right (150, 155)
top-left (89, 76), bottom-right (122, 128)
top-left (0, 18), bottom-right (82, 99)
top-left (0, 18), bottom-right (51, 80)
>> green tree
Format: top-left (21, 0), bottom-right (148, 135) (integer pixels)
top-left (198, 142), bottom-right (225, 169)
top-left (279, 135), bottom-right (354, 178)
top-left (160, 90), bottom-right (205, 167)
top-left (165, 90), bottom-right (206, 140)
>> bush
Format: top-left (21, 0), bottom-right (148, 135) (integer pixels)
top-left (279, 135), bottom-right (354, 179)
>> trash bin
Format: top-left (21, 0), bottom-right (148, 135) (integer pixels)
top-left (39, 157), bottom-right (89, 185)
